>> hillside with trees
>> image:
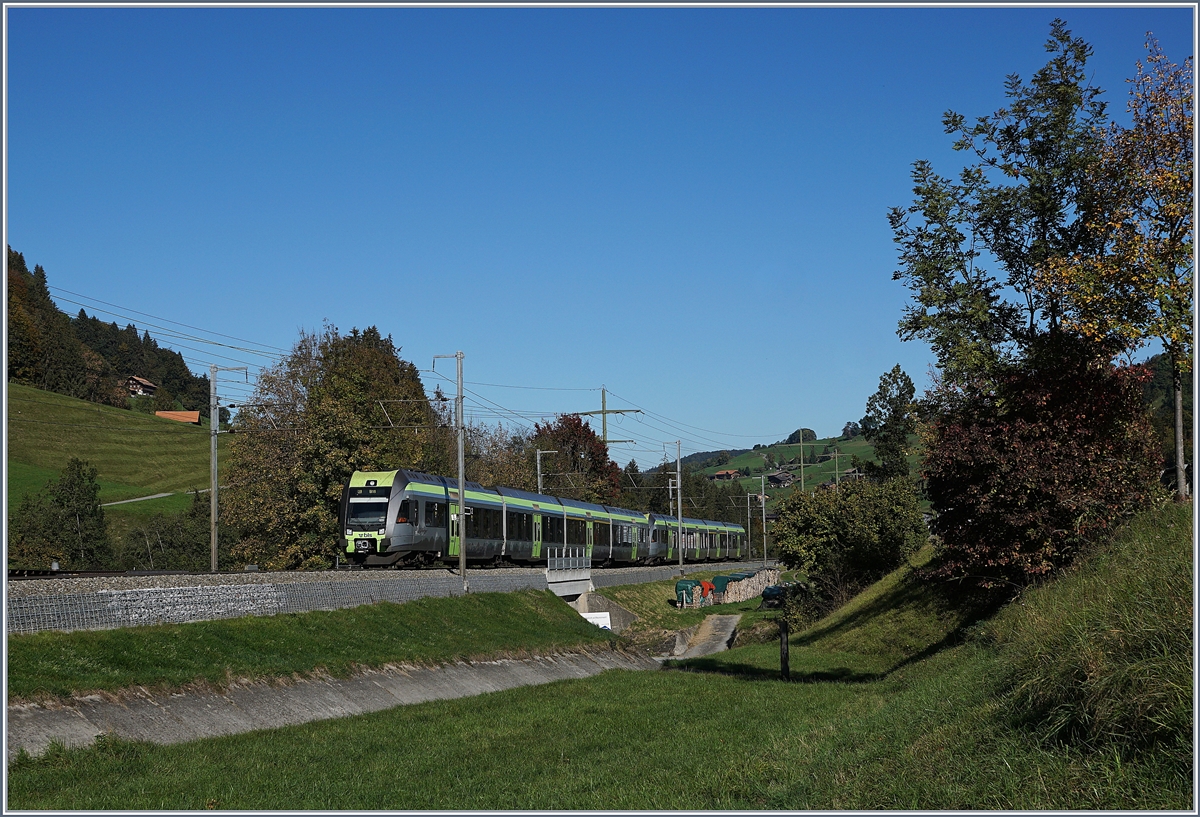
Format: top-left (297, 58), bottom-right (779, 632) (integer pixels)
top-left (7, 246), bottom-right (214, 419)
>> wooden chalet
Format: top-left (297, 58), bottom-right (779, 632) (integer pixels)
top-left (126, 376), bottom-right (158, 396)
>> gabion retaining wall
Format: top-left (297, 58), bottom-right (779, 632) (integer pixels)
top-left (6, 561), bottom-right (771, 635)
top-left (6, 573), bottom-right (548, 636)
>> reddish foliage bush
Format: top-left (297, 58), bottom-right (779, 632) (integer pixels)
top-left (922, 337), bottom-right (1162, 590)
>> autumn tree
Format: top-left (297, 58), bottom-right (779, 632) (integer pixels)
top-left (922, 335), bottom-right (1161, 590)
top-left (465, 422), bottom-right (535, 492)
top-left (225, 325), bottom-right (437, 569)
top-left (888, 21), bottom-right (1165, 590)
top-left (528, 414), bottom-right (621, 504)
top-left (1042, 38), bottom-right (1193, 498)
top-left (890, 20), bottom-right (1108, 384)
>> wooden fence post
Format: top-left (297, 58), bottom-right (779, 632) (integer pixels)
top-left (779, 617), bottom-right (790, 681)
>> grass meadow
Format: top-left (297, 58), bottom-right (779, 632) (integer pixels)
top-left (7, 383), bottom-right (222, 509)
top-left (7, 590), bottom-right (612, 700)
top-left (6, 504), bottom-right (1192, 810)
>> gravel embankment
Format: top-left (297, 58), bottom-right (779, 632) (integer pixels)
top-left (6, 567), bottom-right (546, 600)
top-left (7, 562), bottom-right (770, 601)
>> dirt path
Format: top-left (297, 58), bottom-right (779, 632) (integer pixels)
top-left (675, 614), bottom-right (741, 659)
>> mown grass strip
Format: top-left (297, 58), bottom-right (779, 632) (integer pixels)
top-left (6, 382), bottom-right (223, 504)
top-left (8, 642), bottom-right (1188, 810)
top-left (7, 590), bottom-right (613, 700)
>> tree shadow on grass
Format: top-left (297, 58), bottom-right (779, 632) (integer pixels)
top-left (668, 658), bottom-right (884, 684)
top-left (663, 577), bottom-right (1001, 685)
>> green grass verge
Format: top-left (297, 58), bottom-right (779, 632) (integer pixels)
top-left (684, 544), bottom-right (986, 681)
top-left (985, 500), bottom-right (1193, 772)
top-left (6, 383), bottom-right (223, 507)
top-left (8, 641), bottom-right (1187, 810)
top-left (7, 590), bottom-right (612, 700)
top-left (6, 460), bottom-right (166, 514)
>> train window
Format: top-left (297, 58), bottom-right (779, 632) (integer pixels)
top-left (425, 502), bottom-right (447, 528)
top-left (593, 521), bottom-right (609, 545)
top-left (507, 511), bottom-right (532, 541)
top-left (544, 516), bottom-right (564, 544)
top-left (396, 499), bottom-right (416, 525)
top-left (347, 499), bottom-right (388, 530)
top-left (566, 519), bottom-right (586, 546)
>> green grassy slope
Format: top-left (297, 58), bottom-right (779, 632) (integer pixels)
top-left (7, 383), bottom-right (224, 508)
top-left (7, 590), bottom-right (613, 700)
top-left (8, 505), bottom-right (1189, 809)
top-left (697, 435), bottom-right (922, 508)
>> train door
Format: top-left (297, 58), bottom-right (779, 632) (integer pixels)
top-left (449, 500), bottom-right (461, 557)
top-left (586, 520), bottom-right (594, 560)
top-left (533, 513), bottom-right (543, 559)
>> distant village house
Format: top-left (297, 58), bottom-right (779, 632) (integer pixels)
top-left (711, 469), bottom-right (740, 481)
top-left (125, 376), bottom-right (157, 396)
top-left (766, 470), bottom-right (796, 488)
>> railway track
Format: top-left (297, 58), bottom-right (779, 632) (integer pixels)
top-left (8, 568), bottom-right (190, 581)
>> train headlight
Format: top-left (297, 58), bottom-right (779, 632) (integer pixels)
top-left (345, 529), bottom-right (352, 537)
top-left (377, 528), bottom-right (386, 536)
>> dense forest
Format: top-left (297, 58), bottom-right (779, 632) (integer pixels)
top-left (7, 247), bottom-right (213, 419)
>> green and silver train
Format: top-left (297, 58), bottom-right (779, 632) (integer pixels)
top-left (339, 469), bottom-right (747, 567)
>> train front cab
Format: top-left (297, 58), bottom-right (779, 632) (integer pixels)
top-left (341, 470), bottom-right (449, 566)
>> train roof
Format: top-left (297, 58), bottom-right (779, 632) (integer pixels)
top-left (559, 497), bottom-right (608, 514)
top-left (601, 504), bottom-right (647, 520)
top-left (495, 485), bottom-right (559, 505)
top-left (353, 471), bottom-right (741, 529)
top-left (647, 513), bottom-right (745, 530)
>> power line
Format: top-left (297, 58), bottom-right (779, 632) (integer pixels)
top-left (462, 380), bottom-right (600, 392)
top-left (52, 297), bottom-right (279, 369)
top-left (48, 285), bottom-right (290, 355)
top-left (8, 417), bottom-right (208, 433)
top-left (603, 387), bottom-right (793, 442)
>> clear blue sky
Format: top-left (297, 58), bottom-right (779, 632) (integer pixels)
top-left (5, 5), bottom-right (1193, 468)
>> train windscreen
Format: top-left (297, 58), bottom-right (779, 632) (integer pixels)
top-left (347, 501), bottom-right (388, 529)
top-left (346, 486), bottom-right (390, 530)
